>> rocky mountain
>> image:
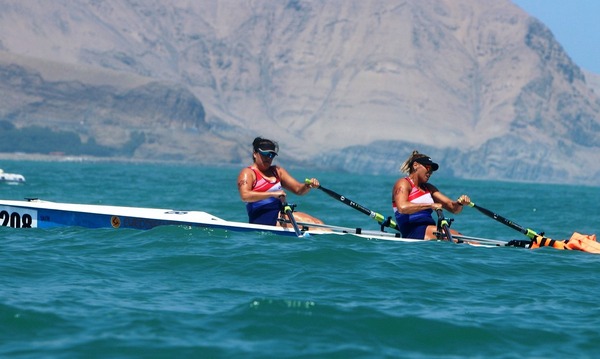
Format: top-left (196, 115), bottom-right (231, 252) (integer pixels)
top-left (0, 0), bottom-right (599, 184)
top-left (585, 70), bottom-right (600, 95)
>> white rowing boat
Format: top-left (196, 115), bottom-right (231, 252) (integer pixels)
top-left (0, 198), bottom-right (423, 242)
top-left (0, 198), bottom-right (519, 247)
top-left (0, 169), bottom-right (25, 183)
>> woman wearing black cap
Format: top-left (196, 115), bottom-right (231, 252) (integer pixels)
top-left (237, 137), bottom-right (323, 226)
top-left (392, 150), bottom-right (470, 240)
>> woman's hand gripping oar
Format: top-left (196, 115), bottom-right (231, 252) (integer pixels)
top-left (306, 179), bottom-right (398, 231)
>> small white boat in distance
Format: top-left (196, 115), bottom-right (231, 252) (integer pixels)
top-left (0, 169), bottom-right (26, 183)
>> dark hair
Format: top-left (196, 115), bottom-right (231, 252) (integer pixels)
top-left (252, 137), bottom-right (279, 153)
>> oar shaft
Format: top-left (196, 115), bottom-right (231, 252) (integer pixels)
top-left (435, 209), bottom-right (454, 242)
top-left (317, 186), bottom-right (371, 216)
top-left (307, 179), bottom-right (398, 230)
top-left (283, 204), bottom-right (303, 237)
top-left (468, 202), bottom-right (537, 239)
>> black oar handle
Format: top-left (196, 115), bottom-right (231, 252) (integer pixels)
top-left (307, 179), bottom-right (398, 230)
top-left (468, 202), bottom-right (537, 239)
top-left (318, 185), bottom-right (371, 216)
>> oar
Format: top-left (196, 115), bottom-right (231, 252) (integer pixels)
top-left (435, 209), bottom-right (455, 242)
top-left (467, 202), bottom-right (538, 239)
top-left (307, 179), bottom-right (398, 231)
top-left (282, 203), bottom-right (303, 237)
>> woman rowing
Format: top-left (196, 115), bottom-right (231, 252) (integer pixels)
top-left (237, 137), bottom-right (323, 226)
top-left (392, 150), bottom-right (470, 240)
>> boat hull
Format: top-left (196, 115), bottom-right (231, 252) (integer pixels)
top-left (0, 199), bottom-right (301, 236)
top-left (0, 199), bottom-right (489, 244)
top-left (0, 173), bottom-right (25, 183)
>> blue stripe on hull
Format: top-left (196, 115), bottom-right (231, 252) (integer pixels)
top-left (36, 208), bottom-right (163, 230)
top-left (37, 210), bottom-right (299, 236)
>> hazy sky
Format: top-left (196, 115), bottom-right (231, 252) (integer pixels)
top-left (511, 0), bottom-right (600, 74)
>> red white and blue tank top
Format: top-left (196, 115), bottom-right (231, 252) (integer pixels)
top-left (249, 166), bottom-right (282, 194)
top-left (393, 177), bottom-right (436, 238)
top-left (246, 166), bottom-right (283, 225)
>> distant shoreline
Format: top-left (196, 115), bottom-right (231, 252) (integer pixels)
top-left (0, 152), bottom-right (245, 170)
top-left (0, 152), bottom-right (145, 163)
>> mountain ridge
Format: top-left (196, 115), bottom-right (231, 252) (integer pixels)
top-left (0, 0), bottom-right (599, 184)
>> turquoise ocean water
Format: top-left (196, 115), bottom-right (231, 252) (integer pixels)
top-left (2, 160), bottom-right (600, 358)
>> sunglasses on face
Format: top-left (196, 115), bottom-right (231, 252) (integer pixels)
top-left (258, 149), bottom-right (278, 159)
